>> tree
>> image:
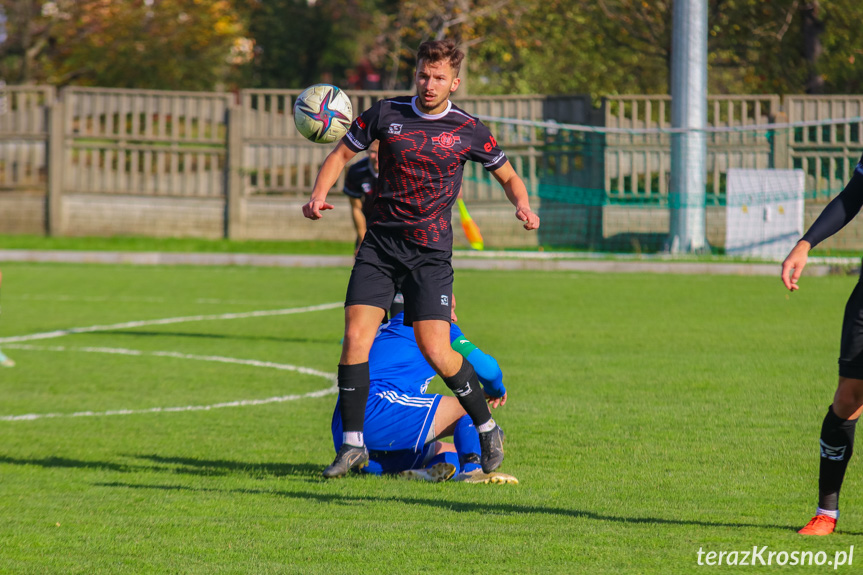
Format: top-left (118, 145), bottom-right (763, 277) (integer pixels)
top-left (0, 0), bottom-right (50, 83)
top-left (240, 0), bottom-right (383, 89)
top-left (466, 0), bottom-right (863, 97)
top-left (467, 0), bottom-right (670, 98)
top-left (0, 0), bottom-right (248, 90)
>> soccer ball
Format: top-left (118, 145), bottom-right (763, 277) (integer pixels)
top-left (293, 84), bottom-right (353, 144)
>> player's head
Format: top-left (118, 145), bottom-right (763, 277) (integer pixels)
top-left (415, 40), bottom-right (463, 115)
top-left (367, 140), bottom-right (379, 173)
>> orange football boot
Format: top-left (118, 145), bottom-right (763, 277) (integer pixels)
top-left (798, 514), bottom-right (837, 536)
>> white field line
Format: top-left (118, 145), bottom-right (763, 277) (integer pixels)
top-left (0, 302), bottom-right (343, 344)
top-left (0, 344), bottom-right (337, 422)
top-left (10, 294), bottom-right (307, 306)
top-left (0, 301), bottom-right (343, 422)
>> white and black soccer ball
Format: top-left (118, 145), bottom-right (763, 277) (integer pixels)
top-left (293, 84), bottom-right (353, 144)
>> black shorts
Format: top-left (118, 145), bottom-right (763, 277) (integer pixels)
top-left (345, 227), bottom-right (453, 326)
top-left (839, 266), bottom-right (863, 379)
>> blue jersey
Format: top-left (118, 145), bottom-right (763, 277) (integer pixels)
top-left (368, 312), bottom-right (463, 395)
top-left (332, 311), bottom-right (504, 462)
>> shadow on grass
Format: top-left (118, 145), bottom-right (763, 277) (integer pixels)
top-left (9, 453), bottom-right (855, 536)
top-left (134, 454), bottom-right (323, 479)
top-left (81, 330), bottom-right (337, 346)
top-left (0, 453), bottom-right (323, 479)
top-left (93, 479), bottom-right (840, 535)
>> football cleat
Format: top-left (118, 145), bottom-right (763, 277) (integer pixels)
top-left (453, 469), bottom-right (519, 484)
top-left (0, 350), bottom-right (13, 367)
top-left (479, 425), bottom-right (505, 473)
top-left (398, 462), bottom-right (457, 483)
top-left (322, 444), bottom-right (369, 478)
top-left (798, 514), bottom-right (837, 536)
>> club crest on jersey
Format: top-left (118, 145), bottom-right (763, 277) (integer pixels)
top-left (388, 123), bottom-right (403, 135)
top-left (432, 132), bottom-right (461, 148)
top-left (361, 182), bottom-right (372, 194)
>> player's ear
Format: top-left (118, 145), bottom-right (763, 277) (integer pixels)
top-left (449, 77), bottom-right (461, 94)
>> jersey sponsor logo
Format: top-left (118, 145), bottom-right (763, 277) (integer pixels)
top-left (483, 134), bottom-right (498, 153)
top-left (355, 117), bottom-right (367, 129)
top-left (388, 123), bottom-right (403, 135)
top-left (821, 439), bottom-right (847, 461)
top-left (432, 132), bottom-right (461, 148)
top-left (440, 295), bottom-right (449, 306)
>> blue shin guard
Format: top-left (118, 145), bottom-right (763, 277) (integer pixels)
top-left (453, 415), bottom-right (482, 473)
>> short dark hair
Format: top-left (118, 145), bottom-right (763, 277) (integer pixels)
top-left (416, 40), bottom-right (464, 76)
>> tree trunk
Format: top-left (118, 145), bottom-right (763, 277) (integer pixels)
top-left (801, 1), bottom-right (825, 94)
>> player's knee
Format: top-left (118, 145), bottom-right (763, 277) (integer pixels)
top-left (423, 345), bottom-right (459, 374)
top-left (834, 378), bottom-right (863, 416)
top-left (342, 325), bottom-right (375, 357)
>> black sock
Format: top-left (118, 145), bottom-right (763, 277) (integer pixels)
top-left (338, 362), bottom-right (370, 439)
top-left (443, 357), bottom-right (492, 429)
top-left (818, 405), bottom-right (858, 510)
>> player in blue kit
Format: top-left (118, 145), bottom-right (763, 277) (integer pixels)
top-left (303, 39), bottom-right (539, 478)
top-left (330, 301), bottom-right (517, 484)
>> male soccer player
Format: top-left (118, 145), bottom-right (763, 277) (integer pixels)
top-left (343, 140), bottom-right (379, 253)
top-left (330, 301), bottom-right (516, 484)
top-left (781, 152), bottom-right (863, 535)
top-left (302, 39), bottom-right (539, 478)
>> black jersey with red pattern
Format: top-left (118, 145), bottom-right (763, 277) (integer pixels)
top-left (342, 96), bottom-right (507, 251)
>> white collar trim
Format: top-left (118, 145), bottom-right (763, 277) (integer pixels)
top-left (410, 96), bottom-right (451, 119)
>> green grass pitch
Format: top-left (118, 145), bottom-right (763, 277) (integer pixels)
top-left (0, 261), bottom-right (860, 573)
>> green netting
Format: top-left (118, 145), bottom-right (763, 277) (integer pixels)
top-left (463, 117), bottom-right (863, 254)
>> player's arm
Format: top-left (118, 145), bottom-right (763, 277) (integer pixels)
top-left (781, 160), bottom-right (863, 290)
top-left (451, 334), bottom-right (506, 407)
top-left (302, 141), bottom-right (358, 220)
top-left (491, 161), bottom-right (540, 230)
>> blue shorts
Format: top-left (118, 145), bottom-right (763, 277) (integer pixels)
top-left (332, 384), bottom-right (442, 474)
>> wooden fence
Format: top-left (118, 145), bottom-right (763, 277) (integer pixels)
top-left (1, 85), bottom-right (862, 245)
top-left (602, 95), bottom-right (782, 201)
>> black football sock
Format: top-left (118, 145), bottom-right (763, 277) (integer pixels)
top-left (443, 357), bottom-right (492, 429)
top-left (338, 362), bottom-right (370, 446)
top-left (818, 405), bottom-right (858, 511)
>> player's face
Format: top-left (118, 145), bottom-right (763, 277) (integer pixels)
top-left (415, 59), bottom-right (460, 115)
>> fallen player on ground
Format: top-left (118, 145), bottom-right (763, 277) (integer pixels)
top-left (329, 300), bottom-right (516, 484)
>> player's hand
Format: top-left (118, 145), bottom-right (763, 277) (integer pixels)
top-left (486, 391), bottom-right (507, 409)
top-left (516, 206), bottom-right (540, 230)
top-left (302, 199), bottom-right (334, 220)
top-left (781, 240), bottom-right (811, 291)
